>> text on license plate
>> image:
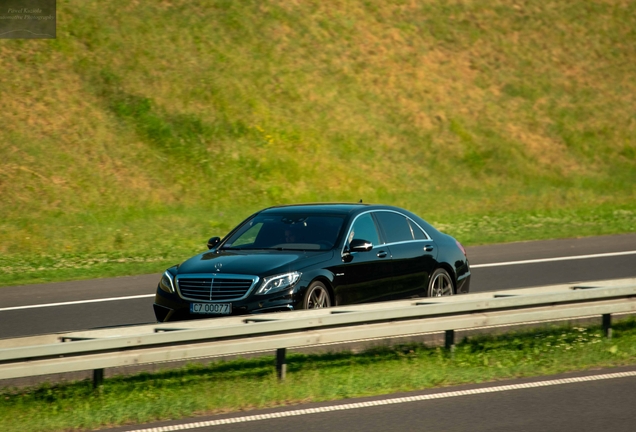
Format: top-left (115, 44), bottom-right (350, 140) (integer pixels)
top-left (190, 303), bottom-right (232, 315)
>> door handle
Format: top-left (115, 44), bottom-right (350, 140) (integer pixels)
top-left (424, 245), bottom-right (434, 252)
top-left (377, 251), bottom-right (388, 258)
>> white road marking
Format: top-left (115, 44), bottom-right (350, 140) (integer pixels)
top-left (2, 250), bottom-right (635, 311)
top-left (125, 370), bottom-right (636, 431)
top-left (471, 250), bottom-right (636, 269)
top-left (0, 294), bottom-right (155, 312)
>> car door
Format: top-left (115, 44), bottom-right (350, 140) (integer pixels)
top-left (373, 210), bottom-right (438, 299)
top-left (330, 212), bottom-right (394, 305)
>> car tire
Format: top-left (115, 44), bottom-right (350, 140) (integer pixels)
top-left (427, 268), bottom-right (454, 297)
top-left (303, 281), bottom-right (332, 309)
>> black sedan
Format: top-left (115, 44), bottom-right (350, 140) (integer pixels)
top-left (153, 203), bottom-right (470, 322)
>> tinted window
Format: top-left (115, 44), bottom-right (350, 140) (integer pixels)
top-left (408, 219), bottom-right (428, 240)
top-left (374, 211), bottom-right (413, 243)
top-left (348, 213), bottom-right (380, 246)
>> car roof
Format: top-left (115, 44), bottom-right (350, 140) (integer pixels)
top-left (259, 203), bottom-right (372, 216)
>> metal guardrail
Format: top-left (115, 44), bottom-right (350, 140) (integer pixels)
top-left (1, 279), bottom-right (635, 385)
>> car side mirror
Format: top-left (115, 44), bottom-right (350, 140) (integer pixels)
top-left (207, 236), bottom-right (221, 250)
top-left (349, 238), bottom-right (373, 253)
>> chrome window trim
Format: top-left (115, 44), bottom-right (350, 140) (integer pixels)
top-left (342, 210), bottom-right (432, 255)
top-left (381, 239), bottom-right (433, 248)
top-left (176, 273), bottom-right (260, 302)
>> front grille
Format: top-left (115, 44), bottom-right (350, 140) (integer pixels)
top-left (177, 276), bottom-right (256, 301)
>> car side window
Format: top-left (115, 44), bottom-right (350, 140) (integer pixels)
top-left (408, 219), bottom-right (428, 240)
top-left (349, 213), bottom-right (380, 246)
top-left (374, 211), bottom-right (413, 243)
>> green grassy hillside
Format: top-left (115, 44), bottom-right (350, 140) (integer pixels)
top-left (1, 0), bottom-right (635, 286)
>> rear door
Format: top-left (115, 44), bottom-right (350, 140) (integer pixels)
top-left (373, 210), bottom-right (437, 299)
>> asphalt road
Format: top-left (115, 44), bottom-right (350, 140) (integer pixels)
top-left (106, 367), bottom-right (636, 432)
top-left (1, 233), bottom-right (636, 339)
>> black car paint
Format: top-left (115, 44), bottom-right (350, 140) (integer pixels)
top-left (153, 204), bottom-right (471, 322)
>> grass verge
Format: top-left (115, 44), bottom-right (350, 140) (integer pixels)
top-left (2, 318), bottom-right (636, 431)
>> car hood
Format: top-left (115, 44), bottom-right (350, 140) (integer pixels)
top-left (176, 249), bottom-right (334, 276)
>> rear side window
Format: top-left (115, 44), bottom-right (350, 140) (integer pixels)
top-left (408, 219), bottom-right (428, 240)
top-left (374, 211), bottom-right (413, 243)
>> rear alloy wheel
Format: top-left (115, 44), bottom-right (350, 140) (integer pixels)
top-left (304, 281), bottom-right (332, 309)
top-left (427, 268), bottom-right (454, 297)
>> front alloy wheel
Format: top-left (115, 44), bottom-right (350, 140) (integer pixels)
top-left (304, 281), bottom-right (332, 309)
top-left (427, 268), bottom-right (454, 297)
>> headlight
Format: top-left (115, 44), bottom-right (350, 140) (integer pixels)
top-left (159, 271), bottom-right (176, 294)
top-left (255, 271), bottom-right (301, 295)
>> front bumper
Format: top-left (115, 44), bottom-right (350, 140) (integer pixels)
top-left (153, 285), bottom-right (304, 322)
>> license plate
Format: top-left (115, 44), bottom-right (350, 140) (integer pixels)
top-left (190, 303), bottom-right (232, 315)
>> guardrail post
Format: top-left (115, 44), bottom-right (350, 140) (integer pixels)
top-left (276, 348), bottom-right (287, 380)
top-left (445, 330), bottom-right (455, 356)
top-left (602, 314), bottom-right (612, 339)
top-left (93, 368), bottom-right (104, 388)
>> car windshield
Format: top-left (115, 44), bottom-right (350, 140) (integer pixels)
top-left (222, 214), bottom-right (345, 251)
